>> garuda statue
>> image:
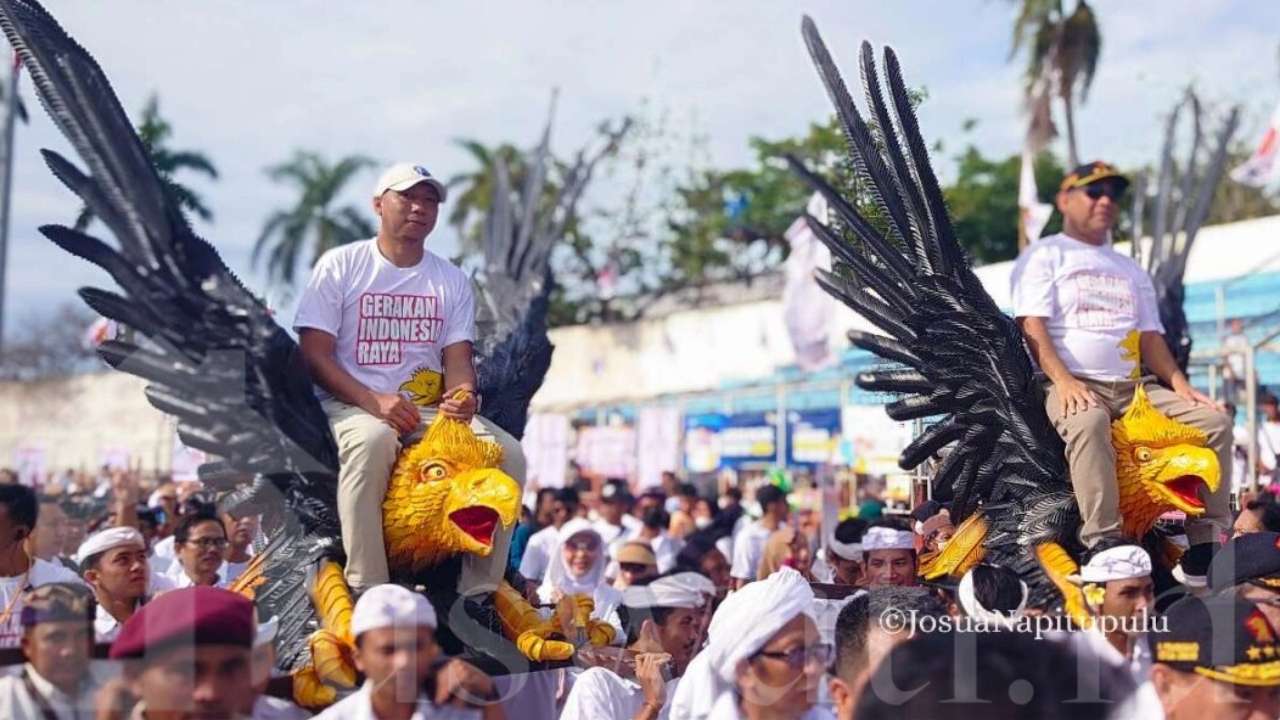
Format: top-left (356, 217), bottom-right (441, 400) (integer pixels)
top-left (0, 0), bottom-right (617, 707)
top-left (789, 19), bottom-right (1235, 624)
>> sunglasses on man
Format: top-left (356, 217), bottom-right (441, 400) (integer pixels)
top-left (1080, 181), bottom-right (1125, 202)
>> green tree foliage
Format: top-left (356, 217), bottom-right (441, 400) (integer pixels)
top-left (945, 147), bottom-right (1065, 264)
top-left (75, 95), bottom-right (218, 231)
top-left (253, 152), bottom-right (376, 286)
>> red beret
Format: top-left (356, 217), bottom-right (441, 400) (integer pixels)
top-left (109, 587), bottom-right (255, 660)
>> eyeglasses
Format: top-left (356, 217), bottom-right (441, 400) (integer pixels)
top-left (753, 643), bottom-right (833, 670)
top-left (185, 537), bottom-right (228, 550)
top-left (1082, 182), bottom-right (1124, 202)
top-left (619, 562), bottom-right (653, 574)
top-left (565, 540), bottom-right (600, 553)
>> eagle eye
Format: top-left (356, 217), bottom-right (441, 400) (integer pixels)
top-left (1134, 447), bottom-right (1153, 463)
top-left (420, 462), bottom-right (448, 481)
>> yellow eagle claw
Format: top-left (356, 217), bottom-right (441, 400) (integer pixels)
top-left (292, 665), bottom-right (337, 709)
top-left (586, 620), bottom-right (615, 647)
top-left (516, 625), bottom-right (575, 662)
top-left (308, 629), bottom-right (357, 689)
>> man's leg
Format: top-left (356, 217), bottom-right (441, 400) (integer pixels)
top-left (325, 399), bottom-right (400, 592)
top-left (458, 414), bottom-right (528, 597)
top-left (1044, 382), bottom-right (1124, 548)
top-left (1142, 383), bottom-right (1233, 545)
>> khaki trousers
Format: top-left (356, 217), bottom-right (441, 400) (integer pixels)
top-left (1043, 377), bottom-right (1232, 548)
top-left (324, 399), bottom-right (527, 595)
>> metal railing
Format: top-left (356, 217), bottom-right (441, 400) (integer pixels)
top-left (1193, 324), bottom-right (1280, 493)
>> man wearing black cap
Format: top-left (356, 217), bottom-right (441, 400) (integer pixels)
top-left (0, 583), bottom-right (98, 719)
top-left (1136, 595), bottom-right (1280, 719)
top-left (1011, 161), bottom-right (1232, 582)
top-left (1210, 531), bottom-right (1280, 631)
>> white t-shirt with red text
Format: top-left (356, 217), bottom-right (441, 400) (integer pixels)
top-left (1011, 233), bottom-right (1164, 381)
top-left (293, 239), bottom-right (475, 404)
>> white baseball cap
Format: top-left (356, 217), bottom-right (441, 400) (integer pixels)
top-left (351, 584), bottom-right (437, 638)
top-left (373, 162), bottom-right (448, 202)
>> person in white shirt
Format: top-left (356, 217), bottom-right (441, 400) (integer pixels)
top-left (0, 583), bottom-right (99, 719)
top-left (730, 484), bottom-right (789, 589)
top-left (671, 567), bottom-right (833, 720)
top-left (221, 511), bottom-right (258, 586)
top-left (561, 572), bottom-right (717, 720)
top-left (594, 482), bottom-right (641, 550)
top-left (537, 519), bottom-right (625, 644)
top-left (165, 510), bottom-right (229, 589)
top-left (75, 526), bottom-right (174, 643)
top-left (0, 485), bottom-right (82, 649)
top-left (242, 616), bottom-right (310, 720)
top-left (1011, 161), bottom-right (1231, 583)
top-left (294, 162), bottom-right (526, 597)
top-left (315, 583), bottom-right (503, 720)
top-left (519, 487), bottom-right (579, 583)
top-left (1063, 544), bottom-right (1155, 687)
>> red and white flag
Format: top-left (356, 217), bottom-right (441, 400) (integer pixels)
top-left (1231, 99), bottom-right (1280, 187)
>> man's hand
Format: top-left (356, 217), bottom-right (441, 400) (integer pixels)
top-left (634, 652), bottom-right (671, 717)
top-left (1171, 376), bottom-right (1220, 410)
top-left (110, 470), bottom-right (136, 505)
top-left (366, 392), bottom-right (421, 435)
top-left (1054, 376), bottom-right (1099, 417)
top-left (439, 385), bottom-right (478, 423)
top-left (433, 658), bottom-right (498, 707)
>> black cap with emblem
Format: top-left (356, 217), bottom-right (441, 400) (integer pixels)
top-left (1208, 531), bottom-right (1280, 593)
top-left (1150, 595), bottom-right (1280, 687)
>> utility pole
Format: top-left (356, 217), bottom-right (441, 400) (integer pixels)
top-left (0, 55), bottom-right (20, 353)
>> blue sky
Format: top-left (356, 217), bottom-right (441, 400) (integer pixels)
top-left (3, 0), bottom-right (1278, 339)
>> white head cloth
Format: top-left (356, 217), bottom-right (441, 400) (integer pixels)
top-left (75, 526), bottom-right (145, 565)
top-left (540, 518), bottom-right (607, 599)
top-left (1069, 545), bottom-right (1152, 584)
top-left (622, 572), bottom-right (716, 609)
top-left (862, 526), bottom-right (914, 552)
top-left (669, 567), bottom-right (814, 720)
top-left (827, 538), bottom-right (863, 562)
top-left (957, 568), bottom-right (1028, 629)
top-left (351, 584), bottom-right (437, 637)
top-left (254, 615), bottom-right (279, 650)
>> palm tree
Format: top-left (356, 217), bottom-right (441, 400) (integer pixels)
top-left (446, 139), bottom-right (548, 256)
top-left (1010, 0), bottom-right (1101, 167)
top-left (253, 152), bottom-right (376, 285)
top-left (75, 95), bottom-right (218, 230)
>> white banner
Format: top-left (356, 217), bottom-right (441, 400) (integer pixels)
top-left (636, 406), bottom-right (681, 488)
top-left (522, 413), bottom-right (571, 489)
top-left (13, 446), bottom-right (46, 487)
top-left (1231, 99), bottom-right (1280, 187)
top-left (575, 425), bottom-right (636, 480)
top-left (1019, 148), bottom-right (1054, 243)
top-left (841, 405), bottom-right (914, 476)
top-left (782, 192), bottom-right (837, 371)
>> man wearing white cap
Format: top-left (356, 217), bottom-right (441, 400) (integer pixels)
top-left (315, 583), bottom-right (503, 720)
top-left (860, 524), bottom-right (917, 588)
top-left (76, 526), bottom-right (174, 642)
top-left (561, 572), bottom-right (716, 720)
top-left (294, 162), bottom-right (526, 595)
top-left (1064, 543), bottom-right (1155, 685)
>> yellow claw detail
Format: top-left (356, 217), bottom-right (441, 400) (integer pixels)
top-left (1036, 542), bottom-right (1089, 630)
top-left (309, 560), bottom-right (355, 646)
top-left (516, 625), bottom-right (575, 662)
top-left (586, 620), bottom-right (616, 647)
top-left (292, 666), bottom-right (337, 710)
top-left (492, 581), bottom-right (576, 661)
top-left (920, 512), bottom-right (988, 580)
top-left (309, 629), bottom-right (357, 689)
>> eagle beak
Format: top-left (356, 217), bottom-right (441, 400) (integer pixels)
top-left (445, 468), bottom-right (520, 554)
top-left (1151, 445), bottom-right (1220, 516)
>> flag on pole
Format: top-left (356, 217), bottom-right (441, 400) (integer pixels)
top-left (1230, 99), bottom-right (1280, 187)
top-left (1019, 148), bottom-right (1054, 244)
top-left (782, 192), bottom-right (836, 371)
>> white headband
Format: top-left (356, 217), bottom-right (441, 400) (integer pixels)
top-left (1068, 545), bottom-right (1152, 584)
top-left (957, 569), bottom-right (1028, 629)
top-left (827, 538), bottom-right (863, 562)
top-left (862, 527), bottom-right (914, 552)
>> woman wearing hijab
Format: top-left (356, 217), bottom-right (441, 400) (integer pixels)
top-left (756, 528), bottom-right (814, 582)
top-left (671, 567), bottom-right (834, 720)
top-left (537, 518), bottom-right (625, 644)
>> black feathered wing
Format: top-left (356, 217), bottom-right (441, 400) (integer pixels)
top-left (792, 19), bottom-right (1069, 524)
top-left (0, 0), bottom-right (338, 668)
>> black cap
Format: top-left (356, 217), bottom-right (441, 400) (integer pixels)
top-left (1210, 532), bottom-right (1280, 593)
top-left (600, 482), bottom-right (633, 505)
top-left (1059, 160), bottom-right (1130, 193)
top-left (1150, 595), bottom-right (1280, 686)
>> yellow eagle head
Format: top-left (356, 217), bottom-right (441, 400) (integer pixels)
top-left (382, 414), bottom-right (520, 572)
top-left (1113, 384), bottom-right (1220, 538)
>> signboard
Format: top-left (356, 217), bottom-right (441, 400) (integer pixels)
top-left (787, 408), bottom-right (841, 467)
top-left (683, 411), bottom-right (779, 472)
